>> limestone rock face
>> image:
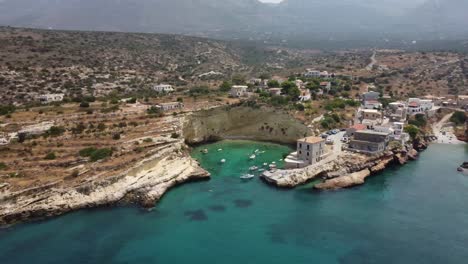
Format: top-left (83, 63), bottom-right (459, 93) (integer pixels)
top-left (183, 105), bottom-right (312, 145)
top-left (408, 149), bottom-right (419, 160)
top-left (0, 140), bottom-right (210, 226)
top-left (315, 169), bottom-right (371, 190)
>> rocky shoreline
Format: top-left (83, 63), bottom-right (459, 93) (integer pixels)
top-left (262, 139), bottom-right (428, 190)
top-left (0, 139), bottom-right (210, 227)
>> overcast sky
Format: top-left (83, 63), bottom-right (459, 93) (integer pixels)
top-left (258, 0), bottom-right (283, 3)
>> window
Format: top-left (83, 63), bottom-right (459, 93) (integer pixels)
top-left (307, 152), bottom-right (310, 156)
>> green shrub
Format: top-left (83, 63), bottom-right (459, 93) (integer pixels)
top-left (404, 125), bottom-right (420, 139)
top-left (0, 104), bottom-right (15, 116)
top-left (80, 101), bottom-right (90, 108)
top-left (0, 162), bottom-right (7, 170)
top-left (450, 111), bottom-right (467, 126)
top-left (79, 147), bottom-right (113, 162)
top-left (44, 152), bottom-right (56, 160)
top-left (112, 133), bottom-right (121, 140)
top-left (171, 132), bottom-right (180, 139)
top-left (47, 126), bottom-right (65, 137)
top-left (143, 138), bottom-right (153, 143)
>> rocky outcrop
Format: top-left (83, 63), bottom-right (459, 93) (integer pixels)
top-left (315, 169), bottom-right (371, 190)
top-left (0, 139), bottom-right (210, 226)
top-left (263, 148), bottom-right (416, 190)
top-left (183, 105), bottom-right (311, 145)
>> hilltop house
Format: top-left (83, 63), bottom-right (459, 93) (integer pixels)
top-left (285, 137), bottom-right (328, 169)
top-left (304, 69), bottom-right (321, 78)
top-left (229, 85), bottom-right (248, 97)
top-left (348, 130), bottom-right (391, 154)
top-left (153, 84), bottom-right (174, 93)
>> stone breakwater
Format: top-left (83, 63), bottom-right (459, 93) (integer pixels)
top-left (263, 141), bottom-right (427, 190)
top-left (0, 139), bottom-right (210, 226)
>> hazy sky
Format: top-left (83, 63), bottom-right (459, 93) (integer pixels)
top-left (258, 0), bottom-right (283, 3)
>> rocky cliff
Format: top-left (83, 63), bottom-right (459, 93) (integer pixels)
top-left (0, 138), bottom-right (210, 226)
top-left (183, 105), bottom-right (311, 145)
top-left (263, 147), bottom-right (416, 190)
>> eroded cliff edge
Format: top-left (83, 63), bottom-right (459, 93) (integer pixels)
top-left (0, 138), bottom-right (210, 226)
top-left (183, 105), bottom-right (311, 145)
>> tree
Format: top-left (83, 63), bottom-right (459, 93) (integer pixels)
top-left (219, 81), bottom-right (232, 92)
top-left (231, 74), bottom-right (246, 85)
top-left (450, 111), bottom-right (467, 126)
top-left (267, 80), bottom-right (280, 88)
top-left (404, 125), bottom-right (419, 139)
top-left (281, 81), bottom-right (298, 96)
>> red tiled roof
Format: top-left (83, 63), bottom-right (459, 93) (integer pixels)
top-left (408, 102), bottom-right (419, 107)
top-left (349, 124), bottom-right (367, 130)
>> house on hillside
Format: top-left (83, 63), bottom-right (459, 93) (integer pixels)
top-left (38, 93), bottom-right (64, 104)
top-left (320, 82), bottom-right (331, 92)
top-left (362, 91), bottom-right (382, 109)
top-left (299, 89), bottom-right (311, 101)
top-left (407, 98), bottom-right (433, 114)
top-left (304, 69), bottom-right (321, 78)
top-left (155, 102), bottom-right (184, 112)
top-left (285, 137), bottom-right (329, 169)
top-left (230, 85), bottom-right (249, 97)
top-left (269, 88), bottom-right (283, 96)
top-left (153, 84), bottom-right (174, 93)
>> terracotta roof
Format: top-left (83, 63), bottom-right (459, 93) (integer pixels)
top-left (349, 124), bottom-right (367, 130)
top-left (320, 82), bottom-right (330, 86)
top-left (408, 102), bottom-right (419, 107)
top-left (298, 136), bottom-right (325, 144)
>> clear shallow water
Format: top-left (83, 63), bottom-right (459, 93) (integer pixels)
top-left (1, 141), bottom-right (468, 264)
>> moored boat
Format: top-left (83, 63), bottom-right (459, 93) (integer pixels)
top-left (240, 174), bottom-right (255, 180)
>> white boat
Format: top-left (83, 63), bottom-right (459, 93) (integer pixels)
top-left (218, 148), bottom-right (223, 152)
top-left (202, 149), bottom-right (208, 154)
top-left (255, 149), bottom-right (259, 153)
top-left (272, 161), bottom-right (276, 164)
top-left (258, 169), bottom-right (265, 172)
top-left (220, 159), bottom-right (226, 163)
top-left (269, 164), bottom-right (277, 169)
top-left (249, 166), bottom-right (259, 171)
top-left (263, 163), bottom-right (268, 166)
top-left (240, 174), bottom-right (255, 180)
top-left (249, 154), bottom-right (256, 160)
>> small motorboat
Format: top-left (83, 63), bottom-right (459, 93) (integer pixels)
top-left (249, 166), bottom-right (259, 171)
top-left (220, 159), bottom-right (226, 164)
top-left (263, 163), bottom-right (268, 166)
top-left (269, 164), bottom-right (277, 169)
top-left (218, 148), bottom-right (223, 152)
top-left (249, 154), bottom-right (256, 160)
top-left (258, 169), bottom-right (265, 172)
top-left (255, 149), bottom-right (259, 153)
top-left (201, 149), bottom-right (208, 154)
top-left (457, 162), bottom-right (468, 172)
top-left (240, 174), bottom-right (255, 180)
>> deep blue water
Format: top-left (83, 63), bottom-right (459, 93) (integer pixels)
top-left (0, 141), bottom-right (467, 264)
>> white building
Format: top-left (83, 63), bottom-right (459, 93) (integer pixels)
top-left (269, 88), bottom-right (283, 96)
top-left (304, 69), bottom-right (321, 78)
top-left (229, 85), bottom-right (249, 97)
top-left (408, 98), bottom-right (433, 114)
top-left (285, 137), bottom-right (328, 169)
top-left (38, 93), bottom-right (64, 104)
top-left (299, 89), bottom-right (311, 101)
top-left (153, 84), bottom-right (174, 93)
top-left (155, 102), bottom-right (184, 112)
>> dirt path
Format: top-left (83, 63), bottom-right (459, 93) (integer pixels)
top-left (432, 112), bottom-right (465, 144)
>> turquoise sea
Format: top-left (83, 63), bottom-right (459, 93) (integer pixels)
top-left (0, 141), bottom-right (467, 264)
